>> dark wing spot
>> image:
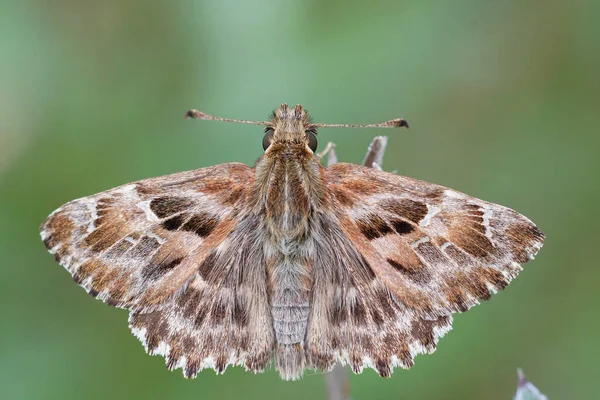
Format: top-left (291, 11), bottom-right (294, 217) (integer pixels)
top-left (162, 214), bottom-right (187, 231)
top-left (194, 306), bottom-right (209, 327)
top-left (167, 352), bottom-right (181, 371)
top-left (105, 239), bottom-right (134, 258)
top-left (185, 361), bottom-right (200, 379)
top-left (176, 287), bottom-right (201, 312)
top-left (357, 214), bottom-right (392, 240)
top-left (211, 302), bottom-right (227, 324)
top-left (351, 299), bottom-right (368, 326)
top-left (375, 288), bottom-right (396, 317)
top-left (391, 219), bottom-right (414, 235)
top-left (330, 303), bottom-right (348, 326)
top-left (198, 250), bottom-right (218, 280)
top-left (136, 184), bottom-right (160, 196)
top-left (464, 203), bottom-right (481, 213)
top-left (442, 244), bottom-right (471, 265)
top-left (96, 197), bottom-right (115, 208)
top-left (132, 311), bottom-right (169, 352)
top-left (182, 213), bottom-right (218, 237)
top-left (149, 196), bottom-right (193, 218)
top-left (410, 318), bottom-right (441, 348)
top-left (416, 241), bottom-right (447, 265)
top-left (380, 199), bottom-right (428, 224)
top-left (127, 236), bottom-right (160, 258)
top-left (142, 256), bottom-right (183, 280)
top-left (233, 297), bottom-right (248, 327)
top-left (371, 307), bottom-right (384, 326)
top-left (375, 359), bottom-right (391, 377)
top-left (387, 258), bottom-right (408, 272)
top-left (387, 258), bottom-right (430, 284)
top-left (358, 223), bottom-right (379, 240)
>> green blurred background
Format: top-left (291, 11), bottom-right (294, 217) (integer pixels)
top-left (1, 1), bottom-right (597, 399)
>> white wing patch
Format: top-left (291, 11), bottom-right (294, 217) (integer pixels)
top-left (482, 207), bottom-right (494, 239)
top-left (420, 204), bottom-right (441, 227)
top-left (137, 200), bottom-right (160, 222)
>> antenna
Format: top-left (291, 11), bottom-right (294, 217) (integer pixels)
top-left (313, 119), bottom-right (408, 129)
top-left (185, 109), bottom-right (268, 126)
top-left (185, 108), bottom-right (409, 129)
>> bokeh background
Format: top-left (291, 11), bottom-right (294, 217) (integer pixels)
top-left (1, 1), bottom-right (597, 399)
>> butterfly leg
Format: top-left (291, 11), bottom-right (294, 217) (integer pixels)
top-left (316, 141), bottom-right (336, 161)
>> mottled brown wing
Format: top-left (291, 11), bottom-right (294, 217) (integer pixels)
top-left (306, 162), bottom-right (543, 376)
top-left (305, 211), bottom-right (454, 376)
top-left (128, 214), bottom-right (275, 377)
top-left (326, 162), bottom-right (544, 317)
top-left (41, 162), bottom-right (276, 375)
top-left (40, 163), bottom-right (252, 310)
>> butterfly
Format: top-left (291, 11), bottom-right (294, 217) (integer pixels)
top-left (40, 104), bottom-right (544, 380)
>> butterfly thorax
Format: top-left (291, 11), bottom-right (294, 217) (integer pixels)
top-left (254, 143), bottom-right (327, 240)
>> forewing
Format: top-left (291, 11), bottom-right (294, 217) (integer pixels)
top-left (325, 162), bottom-right (544, 318)
top-left (40, 163), bottom-right (252, 311)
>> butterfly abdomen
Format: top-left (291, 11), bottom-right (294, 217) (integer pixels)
top-left (268, 253), bottom-right (313, 380)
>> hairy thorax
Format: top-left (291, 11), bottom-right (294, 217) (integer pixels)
top-left (252, 142), bottom-right (329, 378)
top-left (254, 143), bottom-right (328, 241)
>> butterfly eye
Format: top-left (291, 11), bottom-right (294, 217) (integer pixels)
top-left (306, 129), bottom-right (318, 152)
top-left (262, 127), bottom-right (274, 150)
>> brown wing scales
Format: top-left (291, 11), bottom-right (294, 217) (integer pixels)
top-left (307, 162), bottom-right (544, 376)
top-left (306, 213), bottom-right (454, 376)
top-left (129, 214), bottom-right (274, 377)
top-left (41, 155), bottom-right (544, 379)
top-left (41, 163), bottom-right (275, 376)
top-left (326, 163), bottom-right (544, 317)
top-left (40, 163), bottom-right (252, 310)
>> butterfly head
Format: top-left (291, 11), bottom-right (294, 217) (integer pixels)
top-left (263, 104), bottom-right (318, 153)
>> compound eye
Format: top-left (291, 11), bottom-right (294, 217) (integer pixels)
top-left (262, 127), bottom-right (274, 150)
top-left (306, 129), bottom-right (318, 152)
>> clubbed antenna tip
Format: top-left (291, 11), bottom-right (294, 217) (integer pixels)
top-left (185, 109), bottom-right (267, 125)
top-left (388, 118), bottom-right (409, 128)
top-left (185, 109), bottom-right (211, 120)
